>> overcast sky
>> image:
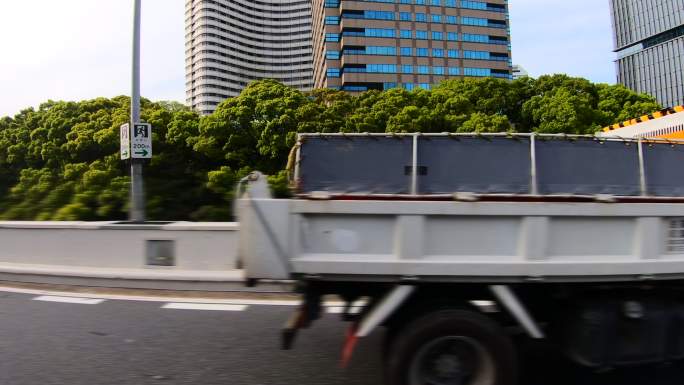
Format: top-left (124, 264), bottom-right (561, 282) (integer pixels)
top-left (0, 0), bottom-right (616, 118)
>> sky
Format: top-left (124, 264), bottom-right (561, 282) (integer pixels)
top-left (0, 0), bottom-right (616, 118)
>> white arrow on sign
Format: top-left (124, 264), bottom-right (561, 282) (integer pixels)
top-left (120, 123), bottom-right (130, 160)
top-left (131, 123), bottom-right (152, 159)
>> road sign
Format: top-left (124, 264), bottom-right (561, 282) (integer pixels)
top-left (120, 123), bottom-right (130, 160)
top-left (131, 123), bottom-right (152, 159)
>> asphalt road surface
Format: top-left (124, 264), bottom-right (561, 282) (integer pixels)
top-left (0, 288), bottom-right (682, 385)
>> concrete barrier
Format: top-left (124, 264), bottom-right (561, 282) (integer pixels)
top-left (0, 221), bottom-right (244, 288)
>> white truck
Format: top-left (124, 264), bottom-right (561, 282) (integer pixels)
top-left (238, 133), bottom-right (684, 385)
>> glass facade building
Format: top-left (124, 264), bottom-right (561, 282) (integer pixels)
top-left (311, 0), bottom-right (512, 92)
top-left (610, 0), bottom-right (684, 107)
top-left (185, 0), bottom-right (314, 114)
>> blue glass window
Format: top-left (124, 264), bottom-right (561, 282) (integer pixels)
top-left (447, 49), bottom-right (458, 58)
top-left (432, 31), bottom-right (444, 40)
top-left (415, 13), bottom-right (427, 22)
top-left (400, 47), bottom-right (412, 56)
top-left (433, 66), bottom-right (445, 75)
top-left (367, 64), bottom-right (398, 73)
top-left (463, 67), bottom-right (491, 77)
top-left (445, 0), bottom-right (456, 6)
top-left (461, 1), bottom-right (487, 10)
top-left (462, 33), bottom-right (489, 43)
top-left (416, 47), bottom-right (429, 56)
top-left (416, 30), bottom-right (428, 39)
top-left (464, 50), bottom-right (490, 60)
top-left (325, 16), bottom-right (340, 25)
top-left (384, 82), bottom-right (398, 90)
top-left (327, 68), bottom-right (341, 78)
top-left (418, 83), bottom-right (431, 90)
top-left (432, 48), bottom-right (444, 57)
top-left (417, 65), bottom-right (429, 74)
top-left (326, 50), bottom-right (340, 60)
top-left (325, 33), bottom-right (339, 42)
top-left (400, 29), bottom-right (412, 38)
top-left (447, 32), bottom-right (458, 41)
top-left (415, 0), bottom-right (426, 4)
top-left (448, 67), bottom-right (460, 75)
top-left (431, 14), bottom-right (442, 23)
top-left (365, 28), bottom-right (396, 38)
top-left (366, 46), bottom-right (397, 55)
top-left (364, 10), bottom-right (395, 20)
top-left (446, 15), bottom-right (457, 24)
top-left (461, 17), bottom-right (487, 27)
top-left (431, 0), bottom-right (441, 5)
top-left (403, 83), bottom-right (415, 91)
top-left (400, 12), bottom-right (411, 21)
top-left (402, 65), bottom-right (413, 74)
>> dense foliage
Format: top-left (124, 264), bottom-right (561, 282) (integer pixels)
top-left (0, 75), bottom-right (659, 221)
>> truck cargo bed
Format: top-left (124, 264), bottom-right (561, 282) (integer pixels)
top-left (239, 198), bottom-right (684, 283)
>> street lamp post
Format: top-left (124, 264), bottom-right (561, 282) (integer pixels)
top-left (130, 0), bottom-right (145, 222)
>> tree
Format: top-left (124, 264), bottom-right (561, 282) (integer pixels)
top-left (0, 76), bottom-right (661, 221)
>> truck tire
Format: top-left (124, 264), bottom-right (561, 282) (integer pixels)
top-left (385, 309), bottom-right (517, 385)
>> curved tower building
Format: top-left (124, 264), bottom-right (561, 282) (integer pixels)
top-left (185, 0), bottom-right (314, 114)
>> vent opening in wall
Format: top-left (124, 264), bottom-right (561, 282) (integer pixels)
top-left (146, 240), bottom-right (176, 266)
top-left (667, 219), bottom-right (684, 253)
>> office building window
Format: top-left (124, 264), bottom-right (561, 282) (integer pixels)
top-left (401, 47), bottom-right (412, 56)
top-left (432, 31), bottom-right (444, 40)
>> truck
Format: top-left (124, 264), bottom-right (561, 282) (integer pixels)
top-left (237, 132), bottom-right (684, 385)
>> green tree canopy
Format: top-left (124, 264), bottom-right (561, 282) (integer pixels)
top-left (0, 76), bottom-right (660, 221)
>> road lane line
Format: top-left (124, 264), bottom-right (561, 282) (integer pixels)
top-left (162, 303), bottom-right (248, 311)
top-left (33, 295), bottom-right (105, 305)
top-left (0, 285), bottom-right (300, 305)
top-left (326, 306), bottom-right (362, 314)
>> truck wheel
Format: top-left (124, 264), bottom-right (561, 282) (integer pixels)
top-left (385, 309), bottom-right (517, 385)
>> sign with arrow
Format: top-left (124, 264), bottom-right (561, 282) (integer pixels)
top-left (120, 123), bottom-right (130, 160)
top-left (131, 123), bottom-right (152, 159)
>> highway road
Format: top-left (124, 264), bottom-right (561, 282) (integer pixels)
top-left (0, 286), bottom-right (682, 385)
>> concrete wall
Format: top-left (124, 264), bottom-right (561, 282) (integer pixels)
top-left (0, 221), bottom-right (239, 273)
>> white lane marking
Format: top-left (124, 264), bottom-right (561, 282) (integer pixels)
top-left (326, 306), bottom-right (362, 314)
top-left (33, 295), bottom-right (104, 305)
top-left (162, 303), bottom-right (248, 311)
top-left (2, 285), bottom-right (370, 308)
top-left (0, 285), bottom-right (300, 306)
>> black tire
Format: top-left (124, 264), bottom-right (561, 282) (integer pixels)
top-left (385, 309), bottom-right (517, 385)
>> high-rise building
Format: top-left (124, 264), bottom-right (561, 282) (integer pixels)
top-left (311, 0), bottom-right (512, 92)
top-left (609, 0), bottom-right (684, 107)
top-left (512, 64), bottom-right (528, 79)
top-left (185, 0), bottom-right (314, 114)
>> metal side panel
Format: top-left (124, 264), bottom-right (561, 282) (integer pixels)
top-left (238, 198), bottom-right (292, 280)
top-left (284, 200), bottom-right (684, 281)
top-left (238, 199), bottom-right (684, 281)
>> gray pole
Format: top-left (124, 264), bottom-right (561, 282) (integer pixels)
top-left (130, 0), bottom-right (145, 222)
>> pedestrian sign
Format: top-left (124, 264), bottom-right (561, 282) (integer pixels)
top-left (131, 123), bottom-right (152, 159)
top-left (120, 123), bottom-right (130, 160)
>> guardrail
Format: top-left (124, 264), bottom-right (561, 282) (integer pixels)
top-left (0, 221), bottom-right (242, 286)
